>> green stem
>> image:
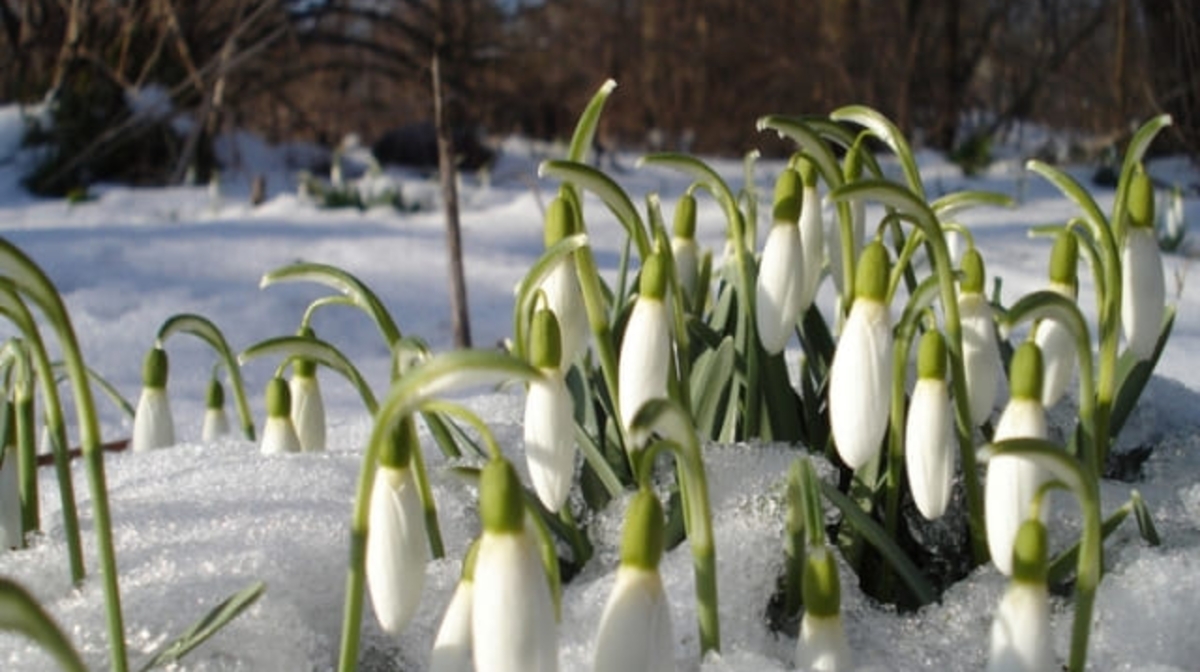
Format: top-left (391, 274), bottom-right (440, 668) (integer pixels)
top-left (984, 439), bottom-right (1101, 672)
top-left (0, 240), bottom-right (129, 672)
top-left (15, 389), bottom-right (36, 540)
top-left (830, 181), bottom-right (990, 565)
top-left (156, 313), bottom-right (256, 441)
top-left (336, 351), bottom-right (542, 672)
top-left (630, 399), bottom-right (720, 655)
top-left (0, 287), bottom-right (84, 582)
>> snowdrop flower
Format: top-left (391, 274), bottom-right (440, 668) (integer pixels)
top-left (131, 347), bottom-right (175, 452)
top-left (524, 309), bottom-right (576, 512)
top-left (905, 330), bottom-right (955, 520)
top-left (431, 541), bottom-right (480, 672)
top-left (1121, 169), bottom-right (1166, 361)
top-left (986, 342), bottom-right (1049, 576)
top-left (541, 194), bottom-right (589, 366)
top-left (259, 377), bottom-right (301, 455)
top-left (289, 328), bottom-right (326, 452)
top-left (958, 248), bottom-right (1002, 426)
top-left (200, 378), bottom-right (231, 441)
top-left (0, 426), bottom-right (19, 551)
top-left (796, 158), bottom-right (825, 315)
top-left (671, 192), bottom-right (700, 304)
top-left (472, 459), bottom-right (558, 672)
top-left (795, 545), bottom-right (852, 672)
top-left (829, 242), bottom-right (892, 470)
top-left (755, 168), bottom-right (805, 355)
top-left (619, 251), bottom-right (672, 441)
top-left (594, 489), bottom-right (673, 672)
top-left (366, 421), bottom-right (429, 635)
top-left (986, 519), bottom-right (1055, 672)
top-left (1033, 233), bottom-right (1079, 408)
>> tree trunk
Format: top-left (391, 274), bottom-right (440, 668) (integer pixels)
top-left (433, 29), bottom-right (472, 348)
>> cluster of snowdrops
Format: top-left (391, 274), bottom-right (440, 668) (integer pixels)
top-left (0, 81), bottom-right (1175, 672)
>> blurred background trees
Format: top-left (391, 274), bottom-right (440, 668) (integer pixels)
top-left (1, 0), bottom-right (1198, 186)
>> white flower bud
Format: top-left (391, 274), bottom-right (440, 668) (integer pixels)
top-left (366, 464), bottom-right (429, 635)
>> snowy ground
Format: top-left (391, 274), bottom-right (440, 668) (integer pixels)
top-left (1, 104), bottom-right (1200, 670)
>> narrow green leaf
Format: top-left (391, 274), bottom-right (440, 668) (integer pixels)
top-left (755, 116), bottom-right (844, 189)
top-left (259, 262), bottom-right (401, 346)
top-left (156, 313), bottom-right (255, 441)
top-left (0, 578), bottom-right (87, 672)
top-left (138, 582), bottom-right (266, 672)
top-left (239, 335), bottom-right (378, 414)
top-left (1025, 161), bottom-right (1108, 234)
top-left (1131, 489), bottom-right (1161, 546)
top-left (1112, 115), bottom-right (1173, 235)
top-left (538, 160), bottom-right (650, 260)
top-left (1110, 307), bottom-right (1175, 438)
top-left (567, 79), bottom-right (618, 164)
top-left (830, 105), bottom-right (924, 199)
top-left (689, 336), bottom-right (735, 437)
top-left (819, 481), bottom-right (936, 605)
top-left (931, 190), bottom-right (1014, 220)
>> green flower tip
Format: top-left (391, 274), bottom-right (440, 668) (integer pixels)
top-left (960, 248), bottom-right (986, 294)
top-left (1049, 231), bottom-right (1079, 286)
top-left (530, 308), bottom-right (563, 369)
top-left (917, 330), bottom-right (948, 380)
top-left (620, 488), bottom-right (665, 570)
top-left (772, 168), bottom-right (803, 224)
top-left (802, 545), bottom-right (841, 618)
top-left (1009, 341), bottom-right (1044, 402)
top-left (673, 193), bottom-right (697, 240)
top-left (1127, 167), bottom-right (1154, 230)
top-left (480, 458), bottom-right (525, 535)
top-left (206, 378), bottom-right (225, 409)
top-left (265, 376), bottom-right (291, 418)
top-left (795, 156), bottom-right (818, 188)
top-left (854, 242), bottom-right (889, 303)
top-left (544, 194), bottom-right (581, 247)
top-left (639, 252), bottom-right (669, 301)
top-left (844, 143), bottom-right (865, 181)
top-left (293, 326), bottom-right (317, 377)
top-left (379, 417), bottom-right (417, 469)
top-left (142, 347), bottom-right (169, 388)
top-left (1011, 518), bottom-right (1049, 584)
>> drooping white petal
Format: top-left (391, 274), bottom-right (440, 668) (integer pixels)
top-left (431, 580), bottom-right (474, 672)
top-left (259, 416), bottom-right (301, 455)
top-left (1033, 315), bottom-right (1075, 408)
top-left (671, 237), bottom-right (700, 303)
top-left (541, 257), bottom-right (589, 366)
top-left (290, 374), bottom-right (327, 452)
top-left (472, 531), bottom-right (558, 672)
top-left (131, 387), bottom-right (175, 452)
top-left (795, 614), bottom-right (852, 672)
top-left (593, 566), bottom-right (674, 672)
top-left (524, 371), bottom-right (577, 512)
top-left (829, 299), bottom-right (892, 469)
top-left (986, 582), bottom-right (1055, 672)
top-left (959, 293), bottom-right (1002, 425)
top-left (905, 378), bottom-right (955, 520)
top-left (1121, 226), bottom-right (1166, 361)
top-left (201, 407), bottom-right (231, 442)
top-left (618, 297), bottom-right (671, 438)
top-left (0, 444), bottom-right (21, 551)
top-left (797, 185), bottom-right (825, 313)
top-left (755, 222), bottom-right (805, 354)
top-left (985, 399), bottom-right (1049, 576)
top-left (366, 465), bottom-right (430, 635)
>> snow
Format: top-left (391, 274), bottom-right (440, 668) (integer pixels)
top-left (1, 106), bottom-right (1200, 670)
